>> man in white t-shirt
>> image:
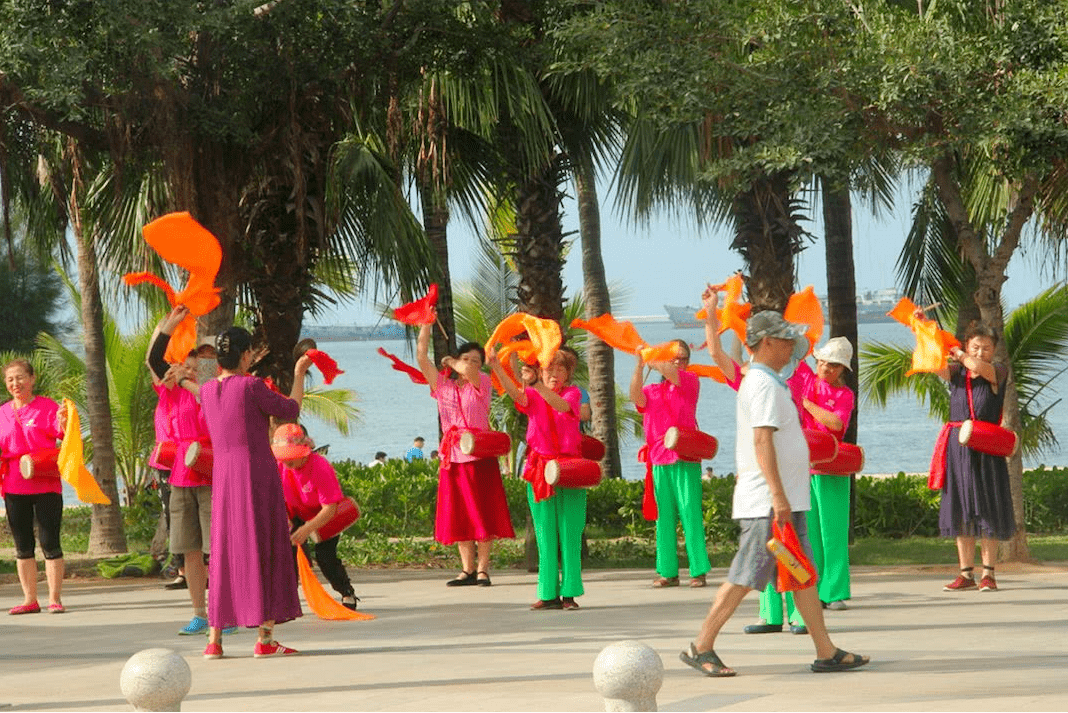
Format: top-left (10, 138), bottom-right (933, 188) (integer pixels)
top-left (679, 310), bottom-right (869, 677)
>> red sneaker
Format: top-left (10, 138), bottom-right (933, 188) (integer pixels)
top-left (979, 576), bottom-right (998, 591)
top-left (254, 640), bottom-right (298, 658)
top-left (943, 575), bottom-right (977, 591)
top-left (203, 643), bottom-right (223, 660)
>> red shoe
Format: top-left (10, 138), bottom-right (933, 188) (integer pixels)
top-left (561, 597), bottom-right (580, 611)
top-left (203, 643), bottom-right (223, 660)
top-left (254, 640), bottom-right (298, 658)
top-left (9, 602), bottom-right (41, 615)
top-left (943, 575), bottom-right (977, 591)
top-left (979, 576), bottom-right (998, 591)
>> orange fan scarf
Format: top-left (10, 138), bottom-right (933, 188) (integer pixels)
top-left (486, 313), bottom-right (562, 393)
top-left (887, 297), bottom-right (961, 375)
top-left (695, 273), bottom-right (751, 343)
top-left (296, 547), bottom-right (374, 621)
top-left (783, 285), bottom-right (824, 357)
top-left (123, 212), bottom-right (222, 364)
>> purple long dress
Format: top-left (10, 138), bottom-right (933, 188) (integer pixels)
top-left (939, 363), bottom-right (1016, 540)
top-left (201, 375), bottom-right (302, 628)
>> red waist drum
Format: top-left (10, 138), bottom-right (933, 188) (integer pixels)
top-left (959, 420), bottom-right (1018, 458)
top-left (544, 457), bottom-right (602, 488)
top-left (663, 427), bottom-right (718, 462)
top-left (459, 431), bottom-right (511, 459)
top-left (310, 497), bottom-right (361, 543)
top-left (20, 448), bottom-right (61, 480)
top-left (152, 441), bottom-right (177, 469)
top-left (580, 434), bottom-right (606, 462)
top-left (804, 429), bottom-right (838, 465)
top-left (184, 442), bottom-right (214, 476)
top-left (818, 442), bottom-right (864, 475)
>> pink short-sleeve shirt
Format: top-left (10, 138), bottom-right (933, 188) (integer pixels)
top-left (278, 453), bottom-right (346, 522)
top-left (638, 370), bottom-right (701, 466)
top-left (433, 373), bottom-right (493, 464)
top-left (522, 385), bottom-right (582, 458)
top-left (160, 385), bottom-right (211, 488)
top-left (788, 360), bottom-right (855, 438)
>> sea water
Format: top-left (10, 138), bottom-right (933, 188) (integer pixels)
top-left (304, 320), bottom-right (1068, 478)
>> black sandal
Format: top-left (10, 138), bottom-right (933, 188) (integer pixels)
top-left (476, 571), bottom-right (492, 587)
top-left (811, 648), bottom-right (870, 673)
top-left (679, 643), bottom-right (736, 677)
top-left (446, 571), bottom-right (477, 587)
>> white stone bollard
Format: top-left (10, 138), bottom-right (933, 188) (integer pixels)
top-left (120, 648), bottom-right (192, 712)
top-left (592, 640), bottom-right (664, 712)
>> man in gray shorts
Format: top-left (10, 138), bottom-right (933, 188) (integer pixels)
top-left (680, 311), bottom-right (869, 676)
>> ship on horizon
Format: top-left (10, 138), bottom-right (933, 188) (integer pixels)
top-left (665, 288), bottom-right (901, 329)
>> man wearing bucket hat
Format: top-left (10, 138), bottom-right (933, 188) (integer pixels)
top-left (680, 311), bottom-right (868, 677)
top-left (273, 423), bottom-right (359, 610)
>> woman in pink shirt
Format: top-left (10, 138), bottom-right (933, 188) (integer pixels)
top-left (630, 340), bottom-right (711, 589)
top-left (273, 423), bottom-right (359, 609)
top-left (417, 323), bottom-right (514, 587)
top-left (490, 347), bottom-right (586, 611)
top-left (1, 358), bottom-right (67, 614)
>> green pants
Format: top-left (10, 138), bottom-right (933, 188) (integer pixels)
top-left (807, 473), bottom-right (851, 603)
top-left (758, 584), bottom-right (803, 626)
top-left (653, 461), bottom-right (710, 578)
top-left (527, 484), bottom-right (587, 600)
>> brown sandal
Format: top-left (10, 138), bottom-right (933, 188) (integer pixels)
top-left (652, 576), bottom-right (680, 588)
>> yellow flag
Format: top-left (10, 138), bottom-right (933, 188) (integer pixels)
top-left (57, 399), bottom-right (110, 505)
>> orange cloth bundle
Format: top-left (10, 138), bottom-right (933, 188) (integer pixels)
top-left (296, 547), bottom-right (374, 621)
top-left (392, 283), bottom-right (438, 325)
top-left (124, 212), bottom-right (222, 364)
top-left (783, 285), bottom-right (824, 357)
top-left (769, 520), bottom-right (817, 592)
top-left (695, 273), bottom-right (751, 342)
top-left (887, 297), bottom-right (961, 375)
top-left (485, 313), bottom-right (563, 393)
top-left (58, 399), bottom-right (110, 505)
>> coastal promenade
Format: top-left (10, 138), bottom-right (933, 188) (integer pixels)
top-left (2, 561), bottom-right (1066, 711)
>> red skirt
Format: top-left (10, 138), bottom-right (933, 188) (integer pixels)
top-left (434, 458), bottom-right (516, 545)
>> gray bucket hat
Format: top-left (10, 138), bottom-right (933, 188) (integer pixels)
top-left (746, 310), bottom-right (809, 361)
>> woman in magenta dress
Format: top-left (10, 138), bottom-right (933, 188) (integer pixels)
top-left (198, 326), bottom-right (312, 659)
top-left (416, 322), bottom-right (514, 586)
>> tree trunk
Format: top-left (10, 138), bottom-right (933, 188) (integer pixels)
top-left (68, 141), bottom-right (126, 555)
top-left (821, 179), bottom-right (859, 542)
top-left (574, 155), bottom-right (621, 479)
top-left (731, 172), bottom-right (801, 312)
top-left (420, 183), bottom-right (456, 363)
top-left (931, 154), bottom-right (1038, 562)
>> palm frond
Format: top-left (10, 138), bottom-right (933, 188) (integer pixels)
top-left (301, 387), bottom-right (361, 437)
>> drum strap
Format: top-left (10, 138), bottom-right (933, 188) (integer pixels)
top-left (439, 380), bottom-right (474, 472)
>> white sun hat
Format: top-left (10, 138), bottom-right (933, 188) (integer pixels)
top-left (812, 336), bottom-right (854, 370)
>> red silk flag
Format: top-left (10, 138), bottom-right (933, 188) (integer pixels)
top-left (376, 347), bottom-right (428, 385)
top-left (125, 212), bottom-right (223, 364)
top-left (783, 285), bottom-right (824, 357)
top-left (771, 520), bottom-right (818, 593)
top-left (305, 349), bottom-right (343, 384)
top-left (570, 314), bottom-right (646, 354)
top-left (392, 284), bottom-right (438, 325)
top-left (887, 297), bottom-right (961, 375)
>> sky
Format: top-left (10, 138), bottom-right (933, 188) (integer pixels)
top-left (308, 179), bottom-right (1060, 327)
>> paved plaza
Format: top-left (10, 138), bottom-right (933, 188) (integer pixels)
top-left (1, 561), bottom-right (1066, 711)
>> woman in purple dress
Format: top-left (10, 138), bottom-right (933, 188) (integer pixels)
top-left (199, 326), bottom-right (312, 659)
top-left (932, 321), bottom-right (1015, 593)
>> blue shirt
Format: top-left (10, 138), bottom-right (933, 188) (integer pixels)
top-left (404, 446), bottom-right (425, 462)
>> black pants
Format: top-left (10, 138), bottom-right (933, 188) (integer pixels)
top-left (291, 518), bottom-right (354, 598)
top-left (5, 492), bottom-right (63, 560)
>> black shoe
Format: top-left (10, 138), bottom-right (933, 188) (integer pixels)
top-left (743, 622), bottom-right (783, 634)
top-left (341, 595), bottom-right (360, 610)
top-left (790, 624), bottom-right (809, 635)
top-left (163, 575), bottom-right (187, 590)
top-left (476, 571), bottom-right (492, 587)
top-left (446, 571), bottom-right (478, 587)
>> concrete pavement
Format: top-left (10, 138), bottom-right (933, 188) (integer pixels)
top-left (1, 561), bottom-right (1066, 711)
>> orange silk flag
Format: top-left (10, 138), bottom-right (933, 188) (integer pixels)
top-left (783, 285), bottom-right (824, 357)
top-left (57, 399), bottom-right (110, 505)
top-left (696, 273), bottom-right (750, 342)
top-left (521, 315), bottom-right (562, 369)
top-left (296, 547), bottom-right (374, 621)
top-left (125, 212), bottom-right (222, 364)
top-left (639, 341), bottom-right (683, 364)
top-left (887, 297), bottom-right (961, 375)
top-left (570, 314), bottom-right (646, 354)
top-left (685, 363), bottom-right (729, 384)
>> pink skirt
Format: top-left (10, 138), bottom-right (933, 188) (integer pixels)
top-left (434, 458), bottom-right (516, 544)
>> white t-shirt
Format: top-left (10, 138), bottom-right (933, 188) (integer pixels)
top-left (732, 365), bottom-right (811, 519)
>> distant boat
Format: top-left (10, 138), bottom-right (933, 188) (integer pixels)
top-left (665, 290), bottom-right (902, 329)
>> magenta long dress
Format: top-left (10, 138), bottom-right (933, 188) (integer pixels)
top-left (200, 375), bottom-right (302, 629)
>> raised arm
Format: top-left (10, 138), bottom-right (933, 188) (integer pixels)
top-left (146, 305), bottom-right (189, 383)
top-left (702, 284), bottom-right (740, 385)
top-left (629, 355), bottom-right (648, 409)
top-left (533, 380), bottom-right (573, 414)
top-left (415, 323), bottom-right (440, 391)
top-left (948, 344), bottom-right (997, 388)
top-left (289, 355), bottom-right (314, 409)
top-left (487, 348), bottom-right (527, 408)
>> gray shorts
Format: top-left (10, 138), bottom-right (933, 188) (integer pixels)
top-left (727, 512), bottom-right (814, 591)
top-left (169, 485), bottom-right (212, 555)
